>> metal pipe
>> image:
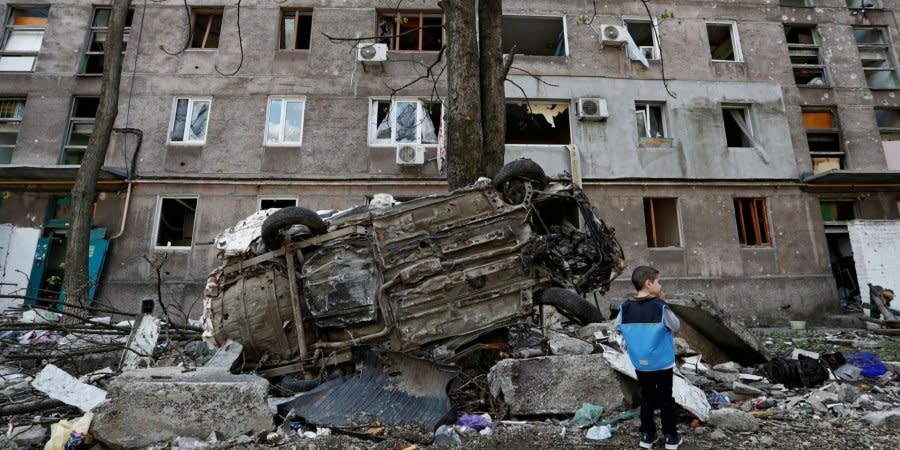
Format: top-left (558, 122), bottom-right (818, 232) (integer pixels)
top-left (109, 127), bottom-right (142, 240)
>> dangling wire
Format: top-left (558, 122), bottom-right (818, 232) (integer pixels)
top-left (215, 0), bottom-right (244, 76)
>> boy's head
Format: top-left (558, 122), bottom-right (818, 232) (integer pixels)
top-left (631, 266), bottom-right (661, 293)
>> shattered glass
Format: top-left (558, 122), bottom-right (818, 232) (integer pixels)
top-left (189, 101), bottom-right (209, 141)
top-left (395, 101), bottom-right (417, 143)
top-left (170, 99), bottom-right (188, 142)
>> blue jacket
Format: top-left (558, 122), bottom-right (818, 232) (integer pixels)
top-left (615, 296), bottom-right (679, 372)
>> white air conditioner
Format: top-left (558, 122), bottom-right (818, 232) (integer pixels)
top-left (576, 98), bottom-right (609, 121)
top-left (396, 144), bottom-right (426, 165)
top-left (599, 24), bottom-right (627, 46)
top-left (357, 43), bottom-right (388, 62)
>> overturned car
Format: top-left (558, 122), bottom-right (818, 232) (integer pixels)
top-left (202, 159), bottom-right (625, 377)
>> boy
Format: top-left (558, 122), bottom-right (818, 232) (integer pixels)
top-left (615, 266), bottom-right (682, 449)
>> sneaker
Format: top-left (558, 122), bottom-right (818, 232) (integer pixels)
top-left (664, 433), bottom-right (683, 450)
top-left (639, 432), bottom-right (659, 449)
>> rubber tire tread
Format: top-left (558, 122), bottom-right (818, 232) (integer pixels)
top-left (492, 158), bottom-right (548, 191)
top-left (538, 287), bottom-right (605, 325)
top-left (261, 207), bottom-right (327, 250)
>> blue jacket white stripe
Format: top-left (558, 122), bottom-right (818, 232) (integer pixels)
top-left (616, 297), bottom-right (677, 372)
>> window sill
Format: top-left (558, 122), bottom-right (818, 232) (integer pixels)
top-left (796, 84), bottom-right (832, 89)
top-left (638, 137), bottom-right (674, 148)
top-left (276, 49), bottom-right (311, 52)
top-left (868, 87), bottom-right (900, 92)
top-left (75, 73), bottom-right (102, 77)
top-left (711, 60), bottom-right (744, 64)
top-left (739, 245), bottom-right (774, 249)
top-left (167, 142), bottom-right (206, 147)
top-left (369, 144), bottom-right (438, 148)
top-left (153, 246), bottom-right (192, 252)
top-left (265, 143), bottom-right (303, 148)
top-left (184, 48), bottom-right (218, 52)
top-left (727, 146), bottom-right (756, 151)
top-left (648, 246), bottom-right (683, 250)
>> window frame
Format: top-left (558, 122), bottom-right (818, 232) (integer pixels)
top-left (61, 97), bottom-right (99, 165)
top-left (784, 24), bottom-right (829, 87)
top-left (820, 200), bottom-right (857, 225)
top-left (0, 6), bottom-right (49, 72)
top-left (706, 21), bottom-right (743, 63)
top-left (376, 10), bottom-right (444, 52)
top-left (781, 0), bottom-right (813, 6)
top-left (734, 197), bottom-right (772, 247)
top-left (279, 9), bottom-right (312, 50)
top-left (257, 196), bottom-right (299, 211)
top-left (802, 108), bottom-right (843, 173)
top-left (721, 105), bottom-right (755, 148)
top-left (624, 17), bottom-right (660, 60)
top-left (505, 99), bottom-right (573, 146)
top-left (643, 197), bottom-right (682, 249)
top-left (190, 9), bottom-right (223, 50)
top-left (167, 97), bottom-right (212, 146)
top-left (368, 98), bottom-right (443, 147)
top-left (152, 195), bottom-right (199, 251)
top-left (79, 7), bottom-right (133, 76)
top-left (264, 96), bottom-right (306, 147)
top-left (846, 0), bottom-right (881, 10)
top-left (500, 14), bottom-right (569, 57)
top-left (0, 98), bottom-right (25, 163)
top-left (635, 102), bottom-right (667, 140)
top-left (853, 27), bottom-right (899, 90)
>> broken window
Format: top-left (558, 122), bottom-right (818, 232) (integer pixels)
top-left (169, 97), bottom-right (211, 144)
top-left (846, 0), bottom-right (880, 8)
top-left (281, 9), bottom-right (312, 50)
top-left (154, 197), bottom-right (197, 248)
top-left (81, 7), bottom-right (134, 75)
top-left (62, 97), bottom-right (99, 165)
top-left (853, 27), bottom-right (899, 89)
top-left (781, 0), bottom-right (812, 6)
top-left (266, 97), bottom-right (305, 145)
top-left (875, 108), bottom-right (900, 170)
top-left (0, 7), bottom-right (49, 72)
top-left (707, 22), bottom-right (741, 62)
top-left (501, 16), bottom-right (566, 56)
top-left (505, 101), bottom-right (571, 145)
top-left (820, 201), bottom-right (856, 222)
top-left (259, 197), bottom-right (298, 210)
top-left (785, 25), bottom-right (828, 87)
top-left (625, 19), bottom-right (659, 60)
top-left (635, 102), bottom-right (666, 140)
top-left (803, 109), bottom-right (843, 173)
top-left (377, 11), bottom-right (443, 51)
top-left (721, 106), bottom-right (754, 148)
top-left (734, 198), bottom-right (771, 247)
top-left (369, 99), bottom-right (442, 146)
top-left (191, 10), bottom-right (223, 49)
top-left (643, 198), bottom-right (681, 248)
top-left (0, 98), bottom-right (25, 163)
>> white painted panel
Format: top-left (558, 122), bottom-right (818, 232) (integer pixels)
top-left (848, 220), bottom-right (900, 315)
top-left (5, 30), bottom-right (44, 52)
top-left (0, 226), bottom-right (40, 312)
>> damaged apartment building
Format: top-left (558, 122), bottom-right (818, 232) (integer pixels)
top-left (0, 0), bottom-right (898, 323)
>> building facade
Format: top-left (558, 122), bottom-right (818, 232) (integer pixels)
top-left (1, 0), bottom-right (898, 323)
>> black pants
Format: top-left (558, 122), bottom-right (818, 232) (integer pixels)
top-left (635, 368), bottom-right (677, 436)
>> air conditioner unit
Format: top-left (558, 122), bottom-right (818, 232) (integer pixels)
top-left (396, 144), bottom-right (426, 165)
top-left (599, 24), bottom-right (627, 46)
top-left (357, 43), bottom-right (388, 62)
top-left (576, 98), bottom-right (609, 121)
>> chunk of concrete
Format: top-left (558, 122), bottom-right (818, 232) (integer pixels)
top-left (707, 408), bottom-right (760, 432)
top-left (713, 362), bottom-right (741, 373)
top-left (488, 354), bottom-right (631, 416)
top-left (732, 381), bottom-right (764, 396)
top-left (546, 331), bottom-right (594, 355)
top-left (92, 367), bottom-right (272, 449)
top-left (7, 424), bottom-right (46, 448)
top-left (861, 410), bottom-right (900, 427)
top-left (666, 295), bottom-right (768, 366)
top-left (31, 364), bottom-right (107, 412)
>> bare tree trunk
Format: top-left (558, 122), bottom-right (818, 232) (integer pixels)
top-left (63, 0), bottom-right (131, 322)
top-left (442, 0), bottom-right (484, 190)
top-left (478, 0), bottom-right (506, 178)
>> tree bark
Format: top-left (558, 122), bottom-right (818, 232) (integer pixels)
top-left (63, 0), bottom-right (131, 321)
top-left (442, 0), bottom-right (483, 190)
top-left (478, 0), bottom-right (506, 179)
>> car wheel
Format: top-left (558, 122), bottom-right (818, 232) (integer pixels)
top-left (537, 287), bottom-right (605, 325)
top-left (493, 159), bottom-right (548, 204)
top-left (261, 206), bottom-right (327, 250)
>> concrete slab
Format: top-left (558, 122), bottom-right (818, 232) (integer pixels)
top-left (666, 295), bottom-right (769, 366)
top-left (92, 367), bottom-right (272, 449)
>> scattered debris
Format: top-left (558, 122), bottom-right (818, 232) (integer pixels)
top-left (31, 364), bottom-right (107, 412)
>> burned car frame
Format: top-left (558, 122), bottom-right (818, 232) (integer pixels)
top-left (202, 159), bottom-right (625, 377)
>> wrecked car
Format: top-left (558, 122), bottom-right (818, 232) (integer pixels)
top-left (201, 159), bottom-right (625, 377)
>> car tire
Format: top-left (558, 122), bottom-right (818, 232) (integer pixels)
top-left (261, 206), bottom-right (327, 250)
top-left (492, 159), bottom-right (548, 204)
top-left (538, 287), bottom-right (605, 325)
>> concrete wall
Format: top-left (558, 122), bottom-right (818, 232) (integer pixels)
top-left (848, 220), bottom-right (900, 311)
top-left (3, 0), bottom-right (900, 322)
